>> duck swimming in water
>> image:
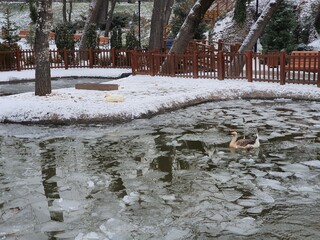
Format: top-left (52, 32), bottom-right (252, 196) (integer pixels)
top-left (229, 131), bottom-right (260, 149)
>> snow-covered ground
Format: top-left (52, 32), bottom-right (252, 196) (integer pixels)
top-left (1, 68), bottom-right (320, 124)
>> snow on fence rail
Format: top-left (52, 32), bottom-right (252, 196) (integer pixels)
top-left (131, 49), bottom-right (320, 87)
top-left (0, 48), bottom-right (131, 71)
top-left (1, 47), bottom-right (320, 87)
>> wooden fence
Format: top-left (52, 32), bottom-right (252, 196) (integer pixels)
top-left (0, 48), bottom-right (131, 71)
top-left (131, 49), bottom-right (320, 87)
top-left (1, 46), bottom-right (320, 87)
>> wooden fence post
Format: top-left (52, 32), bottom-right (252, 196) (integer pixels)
top-left (217, 51), bottom-right (225, 80)
top-left (154, 48), bottom-right (159, 75)
top-left (218, 39), bottom-right (223, 51)
top-left (170, 52), bottom-right (175, 77)
top-left (150, 50), bottom-right (155, 76)
top-left (317, 51), bottom-right (320, 88)
top-left (193, 51), bottom-right (199, 78)
top-left (111, 48), bottom-right (116, 67)
top-left (131, 49), bottom-right (136, 75)
top-left (279, 50), bottom-right (286, 85)
top-left (64, 48), bottom-right (68, 69)
top-left (16, 49), bottom-right (21, 71)
top-left (89, 48), bottom-right (93, 68)
top-left (246, 50), bottom-right (253, 82)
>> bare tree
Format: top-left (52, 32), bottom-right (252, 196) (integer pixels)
top-left (79, 0), bottom-right (104, 51)
top-left (238, 0), bottom-right (284, 53)
top-left (79, 0), bottom-right (117, 50)
top-left (104, 0), bottom-right (117, 37)
top-left (62, 0), bottom-right (67, 22)
top-left (34, 0), bottom-right (53, 96)
top-left (168, 0), bottom-right (215, 54)
top-left (149, 0), bottom-right (174, 50)
top-left (68, 0), bottom-right (73, 22)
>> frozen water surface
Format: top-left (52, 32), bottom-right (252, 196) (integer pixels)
top-left (1, 99), bottom-right (320, 239)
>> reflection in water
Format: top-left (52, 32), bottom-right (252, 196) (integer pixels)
top-left (39, 140), bottom-right (64, 240)
top-left (1, 100), bottom-right (320, 239)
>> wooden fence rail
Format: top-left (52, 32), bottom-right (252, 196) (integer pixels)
top-left (131, 49), bottom-right (320, 87)
top-left (0, 48), bottom-right (132, 71)
top-left (1, 47), bottom-right (320, 87)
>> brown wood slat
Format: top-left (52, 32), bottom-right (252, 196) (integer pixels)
top-left (75, 83), bottom-right (119, 91)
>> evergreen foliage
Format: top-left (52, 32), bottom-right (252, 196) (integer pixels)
top-left (28, 0), bottom-right (37, 24)
top-left (1, 8), bottom-right (20, 43)
top-left (110, 27), bottom-right (123, 49)
top-left (125, 27), bottom-right (139, 50)
top-left (86, 23), bottom-right (99, 49)
top-left (169, 0), bottom-right (207, 40)
top-left (55, 22), bottom-right (75, 51)
top-left (26, 25), bottom-right (36, 49)
top-left (260, 1), bottom-right (298, 53)
top-left (233, 0), bottom-right (248, 25)
top-left (314, 3), bottom-right (320, 34)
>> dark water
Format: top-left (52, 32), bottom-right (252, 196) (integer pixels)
top-left (0, 77), bottom-right (112, 96)
top-left (1, 99), bottom-right (320, 240)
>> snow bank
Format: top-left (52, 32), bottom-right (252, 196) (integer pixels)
top-left (1, 74), bottom-right (320, 124)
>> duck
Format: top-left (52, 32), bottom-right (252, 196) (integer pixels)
top-left (229, 131), bottom-right (260, 149)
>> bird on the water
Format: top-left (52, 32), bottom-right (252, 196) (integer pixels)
top-left (229, 131), bottom-right (260, 149)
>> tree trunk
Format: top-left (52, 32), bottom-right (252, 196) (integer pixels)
top-left (35, 0), bottom-right (52, 96)
top-left (238, 0), bottom-right (283, 53)
top-left (79, 0), bottom-right (104, 51)
top-left (104, 0), bottom-right (117, 37)
top-left (68, 0), bottom-right (73, 22)
top-left (62, 0), bottom-right (67, 22)
top-left (149, 0), bottom-right (174, 50)
top-left (168, 0), bottom-right (215, 55)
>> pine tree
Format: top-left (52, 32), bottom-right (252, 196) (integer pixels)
top-left (314, 3), bottom-right (320, 34)
top-left (110, 27), bottom-right (122, 49)
top-left (125, 28), bottom-right (139, 50)
top-left (1, 8), bottom-right (20, 44)
top-left (233, 0), bottom-right (248, 25)
top-left (260, 1), bottom-right (297, 53)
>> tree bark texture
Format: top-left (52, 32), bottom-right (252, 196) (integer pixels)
top-left (238, 0), bottom-right (284, 53)
top-left (104, 0), bottom-right (117, 37)
top-left (168, 0), bottom-right (215, 54)
top-left (149, 0), bottom-right (174, 50)
top-left (62, 0), bottom-right (67, 22)
top-left (79, 0), bottom-right (103, 51)
top-left (35, 0), bottom-right (53, 96)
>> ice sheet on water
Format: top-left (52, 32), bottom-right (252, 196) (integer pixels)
top-left (99, 218), bottom-right (136, 240)
top-left (280, 163), bottom-right (310, 174)
top-left (253, 189), bottom-right (275, 203)
top-left (208, 171), bottom-right (235, 184)
top-left (302, 160), bottom-right (320, 168)
top-left (75, 232), bottom-right (105, 240)
top-left (251, 169), bottom-right (267, 177)
top-left (164, 228), bottom-right (192, 240)
top-left (213, 189), bottom-right (243, 202)
top-left (268, 171), bottom-right (293, 179)
top-left (223, 217), bottom-right (260, 236)
top-left (246, 206), bottom-right (263, 214)
top-left (256, 178), bottom-right (286, 191)
top-left (122, 192), bottom-right (140, 206)
top-left (40, 221), bottom-right (68, 232)
top-left (50, 198), bottom-right (82, 212)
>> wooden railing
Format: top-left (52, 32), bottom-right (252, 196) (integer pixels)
top-left (204, 0), bottom-right (236, 23)
top-left (131, 49), bottom-right (320, 87)
top-left (0, 48), bottom-right (131, 71)
top-left (1, 46), bottom-right (320, 87)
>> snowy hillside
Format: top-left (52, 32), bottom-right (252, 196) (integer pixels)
top-left (211, 0), bottom-right (320, 45)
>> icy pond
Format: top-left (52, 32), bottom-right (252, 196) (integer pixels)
top-left (1, 99), bottom-right (320, 240)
